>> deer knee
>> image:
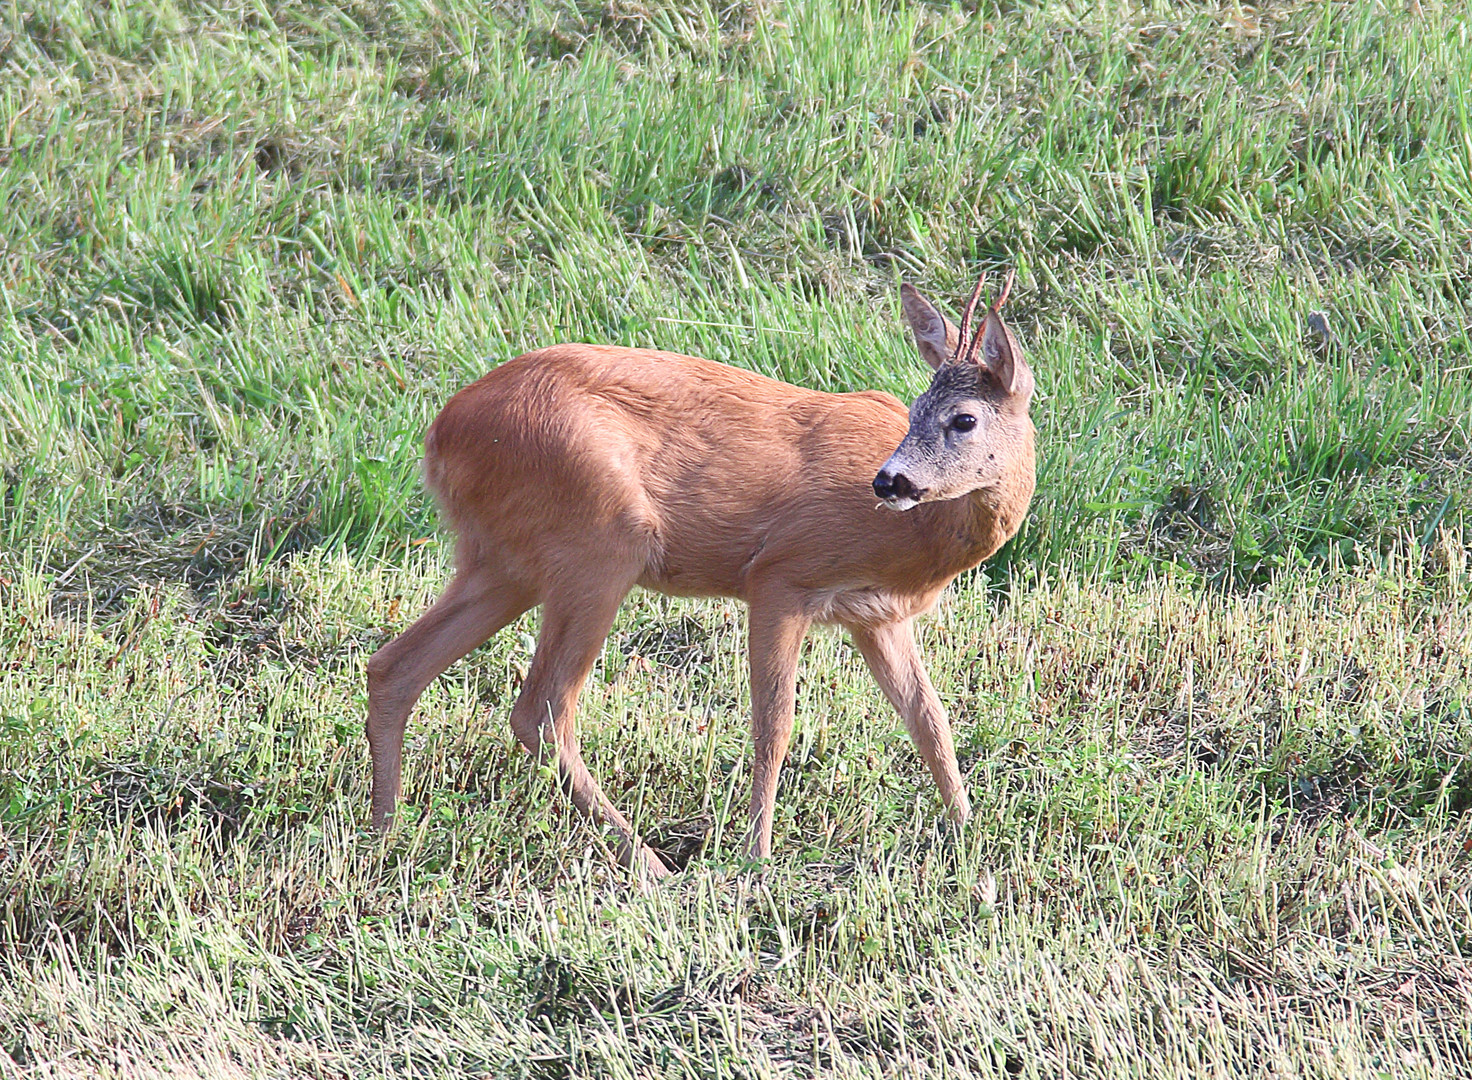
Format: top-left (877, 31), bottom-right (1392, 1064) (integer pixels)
top-left (366, 645), bottom-right (399, 695)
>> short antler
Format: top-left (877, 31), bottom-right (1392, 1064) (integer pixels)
top-left (960, 268), bottom-right (1015, 368)
top-left (991, 268), bottom-right (1015, 314)
top-left (951, 272), bottom-right (988, 366)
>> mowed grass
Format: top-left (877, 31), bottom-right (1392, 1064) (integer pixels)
top-left (1, 0), bottom-right (1470, 1076)
top-left (3, 551), bottom-right (1470, 1076)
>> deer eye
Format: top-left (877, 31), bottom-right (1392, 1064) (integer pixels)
top-left (950, 414), bottom-right (977, 433)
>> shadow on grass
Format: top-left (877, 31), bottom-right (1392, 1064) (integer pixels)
top-left (47, 483), bottom-right (328, 620)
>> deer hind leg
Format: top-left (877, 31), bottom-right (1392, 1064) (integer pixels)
top-left (367, 565), bottom-right (534, 831)
top-left (849, 619), bottom-right (971, 823)
top-left (744, 595), bottom-right (812, 862)
top-left (508, 573), bottom-right (670, 881)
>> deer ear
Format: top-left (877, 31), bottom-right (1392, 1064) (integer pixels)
top-left (901, 284), bottom-right (959, 372)
top-left (978, 310), bottom-right (1025, 396)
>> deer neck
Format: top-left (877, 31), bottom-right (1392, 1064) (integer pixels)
top-left (921, 455), bottom-right (1036, 579)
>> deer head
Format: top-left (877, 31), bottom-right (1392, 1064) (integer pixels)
top-left (873, 272), bottom-right (1035, 511)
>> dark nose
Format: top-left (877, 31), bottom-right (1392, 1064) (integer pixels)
top-left (873, 469), bottom-right (920, 501)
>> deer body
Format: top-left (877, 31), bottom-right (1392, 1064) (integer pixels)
top-left (367, 281), bottom-right (1035, 879)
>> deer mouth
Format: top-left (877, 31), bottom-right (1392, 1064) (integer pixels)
top-left (878, 493), bottom-right (921, 512)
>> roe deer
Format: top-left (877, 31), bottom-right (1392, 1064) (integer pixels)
top-left (367, 272), bottom-right (1035, 879)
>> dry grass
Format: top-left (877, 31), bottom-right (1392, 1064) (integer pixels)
top-left (3, 539), bottom-right (1469, 1077)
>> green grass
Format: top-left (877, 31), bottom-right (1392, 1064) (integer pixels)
top-left (1, 1), bottom-right (1470, 1076)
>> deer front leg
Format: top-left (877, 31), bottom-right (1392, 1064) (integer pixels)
top-left (745, 597), bottom-right (812, 861)
top-left (849, 619), bottom-right (970, 824)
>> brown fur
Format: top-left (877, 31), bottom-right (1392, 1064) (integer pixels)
top-left (366, 284), bottom-right (1036, 880)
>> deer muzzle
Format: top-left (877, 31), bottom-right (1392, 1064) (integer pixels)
top-left (873, 467), bottom-right (926, 511)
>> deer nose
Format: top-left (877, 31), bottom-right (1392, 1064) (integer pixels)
top-left (873, 469), bottom-right (921, 502)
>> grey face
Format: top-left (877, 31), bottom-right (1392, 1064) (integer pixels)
top-left (873, 286), bottom-right (1034, 511)
top-left (873, 364), bottom-right (991, 510)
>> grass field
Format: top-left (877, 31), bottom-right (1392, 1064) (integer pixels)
top-left (2, 1), bottom-right (1470, 1076)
